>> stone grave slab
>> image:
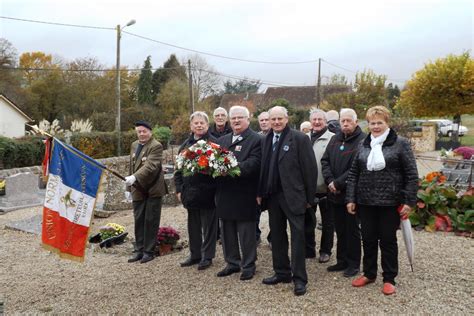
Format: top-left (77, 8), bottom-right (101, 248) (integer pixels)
top-left (5, 214), bottom-right (42, 235)
top-left (0, 173), bottom-right (44, 214)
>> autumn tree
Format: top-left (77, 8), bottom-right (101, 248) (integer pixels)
top-left (152, 54), bottom-right (187, 98)
top-left (19, 51), bottom-right (55, 86)
top-left (397, 52), bottom-right (474, 118)
top-left (353, 69), bottom-right (387, 115)
top-left (156, 78), bottom-right (189, 126)
top-left (137, 56), bottom-right (154, 105)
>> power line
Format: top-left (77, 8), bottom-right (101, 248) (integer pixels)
top-left (122, 31), bottom-right (319, 65)
top-left (0, 16), bottom-right (114, 30)
top-left (321, 58), bottom-right (409, 83)
top-left (1, 66), bottom-right (309, 87)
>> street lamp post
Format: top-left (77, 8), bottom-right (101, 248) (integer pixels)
top-left (116, 19), bottom-right (136, 156)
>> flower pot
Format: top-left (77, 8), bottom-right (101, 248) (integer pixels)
top-left (159, 243), bottom-right (173, 256)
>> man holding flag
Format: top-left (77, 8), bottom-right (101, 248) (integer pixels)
top-left (125, 120), bottom-right (168, 264)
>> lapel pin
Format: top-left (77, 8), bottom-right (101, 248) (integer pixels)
top-left (235, 145), bottom-right (242, 151)
top-left (283, 145), bottom-right (289, 151)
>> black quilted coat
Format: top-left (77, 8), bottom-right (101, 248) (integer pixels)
top-left (345, 129), bottom-right (419, 207)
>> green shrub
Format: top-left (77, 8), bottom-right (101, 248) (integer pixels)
top-left (152, 126), bottom-right (171, 149)
top-left (0, 136), bottom-right (45, 169)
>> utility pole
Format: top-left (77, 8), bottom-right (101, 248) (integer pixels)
top-left (316, 58), bottom-right (321, 108)
top-left (115, 19), bottom-right (135, 157)
top-left (188, 59), bottom-right (195, 113)
top-left (115, 24), bottom-right (121, 156)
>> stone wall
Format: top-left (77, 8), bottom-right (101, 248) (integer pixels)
top-left (409, 122), bottom-right (436, 153)
top-left (0, 147), bottom-right (180, 210)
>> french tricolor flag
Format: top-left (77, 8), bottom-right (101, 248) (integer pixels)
top-left (41, 139), bottom-right (104, 262)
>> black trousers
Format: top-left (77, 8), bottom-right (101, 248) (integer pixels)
top-left (358, 205), bottom-right (400, 285)
top-left (187, 207), bottom-right (217, 261)
top-left (132, 197), bottom-right (162, 255)
top-left (304, 206), bottom-right (317, 257)
top-left (268, 192), bottom-right (307, 285)
top-left (329, 200), bottom-right (361, 269)
top-left (317, 194), bottom-right (334, 256)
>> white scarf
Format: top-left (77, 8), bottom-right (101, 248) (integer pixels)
top-left (367, 128), bottom-right (390, 171)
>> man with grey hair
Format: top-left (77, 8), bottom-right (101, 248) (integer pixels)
top-left (321, 108), bottom-right (365, 278)
top-left (258, 106), bottom-right (317, 296)
top-left (306, 109), bottom-right (335, 263)
top-left (174, 111), bottom-right (218, 270)
top-left (209, 107), bottom-right (232, 138)
top-left (215, 105), bottom-right (261, 281)
top-left (326, 110), bottom-right (341, 134)
top-left (258, 111), bottom-right (271, 135)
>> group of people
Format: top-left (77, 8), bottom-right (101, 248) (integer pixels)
top-left (124, 104), bottom-right (419, 297)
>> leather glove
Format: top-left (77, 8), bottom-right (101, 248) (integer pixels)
top-left (124, 175), bottom-right (136, 186)
top-left (125, 191), bottom-right (132, 202)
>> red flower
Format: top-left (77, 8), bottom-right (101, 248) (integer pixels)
top-left (196, 149), bottom-right (202, 155)
top-left (198, 155), bottom-right (209, 167)
top-left (206, 150), bottom-right (213, 156)
top-left (224, 157), bottom-right (230, 164)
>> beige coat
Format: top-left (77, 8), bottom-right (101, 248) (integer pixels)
top-left (129, 138), bottom-right (168, 201)
top-left (308, 129), bottom-right (335, 193)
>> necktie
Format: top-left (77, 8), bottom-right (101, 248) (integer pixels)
top-left (272, 134), bottom-right (280, 151)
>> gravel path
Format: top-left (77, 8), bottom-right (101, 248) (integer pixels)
top-left (0, 205), bottom-right (472, 314)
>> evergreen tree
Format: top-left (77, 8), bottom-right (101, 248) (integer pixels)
top-left (137, 56), bottom-right (154, 105)
top-left (152, 54), bottom-right (187, 98)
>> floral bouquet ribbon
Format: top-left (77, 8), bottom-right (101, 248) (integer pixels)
top-left (176, 140), bottom-right (240, 178)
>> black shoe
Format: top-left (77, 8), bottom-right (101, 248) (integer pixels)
top-left (180, 257), bottom-right (201, 267)
top-left (327, 262), bottom-right (347, 272)
top-left (240, 271), bottom-right (255, 281)
top-left (128, 253), bottom-right (143, 263)
top-left (343, 267), bottom-right (360, 277)
top-left (216, 266), bottom-right (241, 277)
top-left (262, 274), bottom-right (292, 285)
top-left (318, 253), bottom-right (330, 263)
top-left (140, 254), bottom-right (155, 264)
top-left (197, 259), bottom-right (212, 270)
top-left (305, 250), bottom-right (316, 259)
top-left (294, 283), bottom-right (307, 296)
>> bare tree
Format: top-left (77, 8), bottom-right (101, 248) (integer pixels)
top-left (184, 54), bottom-right (221, 102)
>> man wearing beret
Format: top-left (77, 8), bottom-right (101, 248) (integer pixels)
top-left (125, 120), bottom-right (168, 263)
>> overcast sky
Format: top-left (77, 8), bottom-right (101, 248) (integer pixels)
top-left (1, 0), bottom-right (472, 90)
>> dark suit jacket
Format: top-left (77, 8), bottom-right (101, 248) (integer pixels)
top-left (259, 129), bottom-right (317, 215)
top-left (129, 138), bottom-right (168, 201)
top-left (215, 127), bottom-right (262, 221)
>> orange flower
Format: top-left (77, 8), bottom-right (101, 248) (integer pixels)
top-left (198, 155), bottom-right (209, 167)
top-left (210, 142), bottom-right (220, 149)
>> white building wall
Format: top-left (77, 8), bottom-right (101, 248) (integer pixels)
top-left (0, 100), bottom-right (29, 138)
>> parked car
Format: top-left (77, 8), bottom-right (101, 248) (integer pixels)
top-left (408, 119), bottom-right (427, 132)
top-left (428, 119), bottom-right (469, 137)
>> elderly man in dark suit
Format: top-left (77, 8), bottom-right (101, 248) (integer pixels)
top-left (125, 120), bottom-right (168, 264)
top-left (215, 105), bottom-right (262, 281)
top-left (258, 106), bottom-right (317, 296)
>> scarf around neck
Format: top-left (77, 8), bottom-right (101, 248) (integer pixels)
top-left (367, 128), bottom-right (390, 171)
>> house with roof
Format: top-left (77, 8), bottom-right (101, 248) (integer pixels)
top-left (219, 93), bottom-right (264, 114)
top-left (0, 94), bottom-right (33, 138)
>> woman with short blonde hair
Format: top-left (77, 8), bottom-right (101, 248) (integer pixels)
top-left (346, 105), bottom-right (418, 295)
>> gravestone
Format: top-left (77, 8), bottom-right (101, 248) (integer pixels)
top-left (0, 173), bottom-right (44, 213)
top-left (5, 214), bottom-right (42, 234)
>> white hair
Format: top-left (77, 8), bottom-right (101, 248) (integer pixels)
top-left (258, 111), bottom-right (269, 120)
top-left (309, 108), bottom-right (327, 121)
top-left (213, 107), bottom-right (228, 117)
top-left (340, 108), bottom-right (357, 121)
top-left (268, 106), bottom-right (288, 117)
top-left (229, 105), bottom-right (250, 118)
top-left (326, 110), bottom-right (339, 121)
top-left (300, 121), bottom-right (311, 131)
top-left (189, 111), bottom-right (209, 123)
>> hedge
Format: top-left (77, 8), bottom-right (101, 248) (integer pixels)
top-left (0, 129), bottom-right (172, 169)
top-left (0, 136), bottom-right (45, 169)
